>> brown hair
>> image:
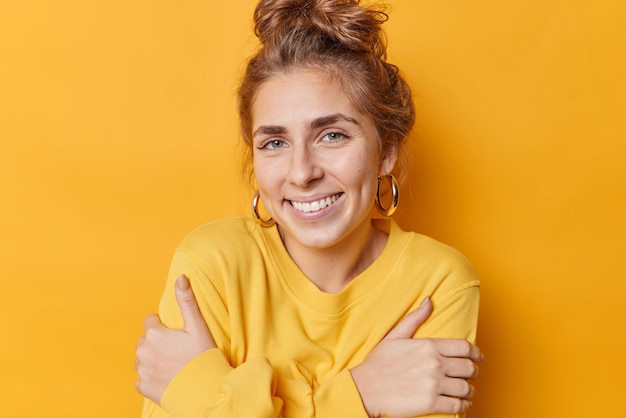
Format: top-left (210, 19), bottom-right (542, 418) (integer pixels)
top-left (238, 0), bottom-right (415, 180)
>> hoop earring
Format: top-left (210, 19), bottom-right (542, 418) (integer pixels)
top-left (375, 174), bottom-right (399, 216)
top-left (252, 191), bottom-right (275, 227)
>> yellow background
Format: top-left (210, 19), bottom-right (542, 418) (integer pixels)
top-left (1, 0), bottom-right (624, 417)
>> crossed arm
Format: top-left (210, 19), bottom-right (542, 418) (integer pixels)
top-left (136, 274), bottom-right (482, 418)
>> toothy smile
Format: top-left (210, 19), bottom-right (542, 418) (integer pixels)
top-left (290, 194), bottom-right (341, 213)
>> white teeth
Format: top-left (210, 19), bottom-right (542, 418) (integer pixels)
top-left (291, 194), bottom-right (340, 213)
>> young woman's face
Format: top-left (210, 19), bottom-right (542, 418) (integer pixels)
top-left (251, 69), bottom-right (396, 252)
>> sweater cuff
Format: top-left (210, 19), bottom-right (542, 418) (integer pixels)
top-left (314, 369), bottom-right (369, 417)
top-left (161, 348), bottom-right (233, 418)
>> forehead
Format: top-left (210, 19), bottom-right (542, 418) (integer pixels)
top-left (251, 69), bottom-right (361, 127)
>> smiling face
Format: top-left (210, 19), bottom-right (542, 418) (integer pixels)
top-left (251, 68), bottom-right (397, 255)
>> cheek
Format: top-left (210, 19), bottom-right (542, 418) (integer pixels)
top-left (253, 159), bottom-right (281, 191)
top-left (338, 153), bottom-right (381, 185)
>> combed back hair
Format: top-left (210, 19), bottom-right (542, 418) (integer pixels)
top-left (238, 0), bottom-right (415, 180)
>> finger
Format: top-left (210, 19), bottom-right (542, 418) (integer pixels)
top-left (433, 395), bottom-right (472, 414)
top-left (385, 296), bottom-right (433, 340)
top-left (136, 336), bottom-right (145, 349)
top-left (175, 274), bottom-right (210, 335)
top-left (471, 362), bottom-right (480, 379)
top-left (440, 376), bottom-right (475, 399)
top-left (437, 339), bottom-right (484, 362)
top-left (143, 314), bottom-right (161, 331)
top-left (443, 358), bottom-right (480, 380)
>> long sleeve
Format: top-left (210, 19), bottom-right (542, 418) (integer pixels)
top-left (140, 243), bottom-right (369, 418)
top-left (142, 351), bottom-right (366, 418)
top-left (138, 217), bottom-right (480, 418)
top-left (161, 350), bottom-right (283, 417)
top-left (410, 266), bottom-right (481, 418)
top-left (140, 247), bottom-right (283, 418)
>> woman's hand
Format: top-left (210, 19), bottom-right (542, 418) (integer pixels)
top-left (135, 275), bottom-right (216, 404)
top-left (350, 298), bottom-right (483, 418)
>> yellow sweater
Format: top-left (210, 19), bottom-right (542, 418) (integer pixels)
top-left (141, 217), bottom-right (480, 418)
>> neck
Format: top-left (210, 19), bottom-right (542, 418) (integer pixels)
top-left (280, 219), bottom-right (388, 293)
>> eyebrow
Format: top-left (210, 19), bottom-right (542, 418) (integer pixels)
top-left (252, 125), bottom-right (287, 138)
top-left (252, 113), bottom-right (359, 139)
top-left (310, 113), bottom-right (360, 129)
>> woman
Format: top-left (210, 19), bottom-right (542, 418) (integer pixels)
top-left (135, 0), bottom-right (482, 417)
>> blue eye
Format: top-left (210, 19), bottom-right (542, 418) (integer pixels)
top-left (323, 132), bottom-right (345, 142)
top-left (262, 139), bottom-right (286, 149)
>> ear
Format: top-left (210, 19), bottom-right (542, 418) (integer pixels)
top-left (379, 144), bottom-right (399, 175)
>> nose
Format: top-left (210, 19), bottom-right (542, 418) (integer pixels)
top-left (287, 144), bottom-right (323, 187)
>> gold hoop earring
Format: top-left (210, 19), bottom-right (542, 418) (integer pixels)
top-left (375, 174), bottom-right (399, 216)
top-left (252, 191), bottom-right (275, 227)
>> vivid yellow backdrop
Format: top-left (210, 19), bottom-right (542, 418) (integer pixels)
top-left (1, 1), bottom-right (624, 417)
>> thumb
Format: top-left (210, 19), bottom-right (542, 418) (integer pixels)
top-left (384, 296), bottom-right (433, 340)
top-left (175, 274), bottom-right (209, 335)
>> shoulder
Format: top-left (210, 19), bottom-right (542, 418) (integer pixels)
top-left (171, 216), bottom-right (270, 276)
top-left (177, 216), bottom-right (260, 254)
top-left (387, 221), bottom-right (473, 272)
top-left (387, 222), bottom-right (480, 298)
top-left (409, 233), bottom-right (475, 276)
top-left (166, 217), bottom-right (271, 301)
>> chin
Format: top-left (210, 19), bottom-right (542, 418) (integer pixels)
top-left (286, 222), bottom-right (359, 251)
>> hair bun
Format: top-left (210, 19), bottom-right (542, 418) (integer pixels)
top-left (254, 0), bottom-right (388, 56)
